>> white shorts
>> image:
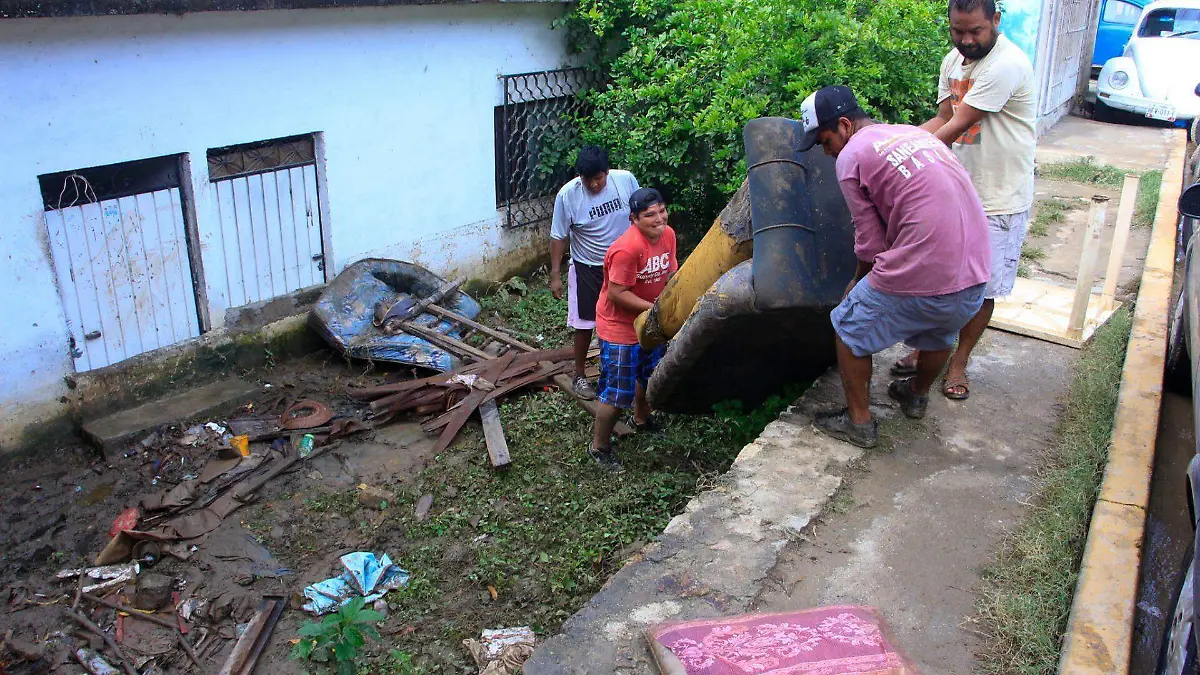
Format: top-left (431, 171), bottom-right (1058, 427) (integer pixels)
top-left (985, 209), bottom-right (1031, 300)
top-left (567, 262), bottom-right (602, 331)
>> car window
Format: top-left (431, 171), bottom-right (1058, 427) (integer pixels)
top-left (1138, 7), bottom-right (1200, 37)
top-left (1104, 0), bottom-right (1143, 25)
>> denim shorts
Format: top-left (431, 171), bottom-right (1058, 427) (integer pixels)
top-left (986, 210), bottom-right (1030, 299)
top-left (597, 340), bottom-right (666, 409)
top-left (830, 280), bottom-right (987, 358)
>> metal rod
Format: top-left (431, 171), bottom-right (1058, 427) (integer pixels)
top-left (65, 609), bottom-right (140, 675)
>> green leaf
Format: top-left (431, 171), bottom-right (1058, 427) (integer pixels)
top-left (354, 609), bottom-right (385, 624)
top-left (333, 641), bottom-right (358, 662)
top-left (343, 626), bottom-right (365, 648)
top-left (297, 622), bottom-right (328, 638)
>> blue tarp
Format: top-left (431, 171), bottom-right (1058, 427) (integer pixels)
top-left (310, 259), bottom-right (482, 372)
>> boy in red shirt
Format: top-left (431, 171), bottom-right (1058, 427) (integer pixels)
top-left (590, 188), bottom-right (677, 472)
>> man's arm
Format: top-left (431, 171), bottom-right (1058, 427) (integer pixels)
top-left (549, 238), bottom-right (568, 300)
top-left (607, 282), bottom-right (654, 314)
top-left (549, 191), bottom-right (571, 300)
top-left (924, 99), bottom-right (987, 148)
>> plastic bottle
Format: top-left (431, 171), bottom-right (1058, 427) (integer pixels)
top-left (298, 434), bottom-right (315, 458)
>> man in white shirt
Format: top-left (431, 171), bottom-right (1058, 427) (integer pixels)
top-left (891, 0), bottom-right (1036, 401)
top-left (549, 146), bottom-right (641, 399)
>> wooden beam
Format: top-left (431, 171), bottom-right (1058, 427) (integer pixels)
top-left (479, 400), bottom-right (511, 469)
top-left (1068, 195), bottom-right (1110, 339)
top-left (1101, 173), bottom-right (1140, 309)
top-left (426, 304), bottom-right (537, 351)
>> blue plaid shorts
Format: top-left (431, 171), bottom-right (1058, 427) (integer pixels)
top-left (597, 340), bottom-right (666, 409)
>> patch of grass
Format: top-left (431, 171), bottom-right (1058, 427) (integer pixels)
top-left (1037, 157), bottom-right (1127, 189)
top-left (1134, 170), bottom-right (1163, 228)
top-left (479, 272), bottom-right (572, 348)
top-left (975, 307), bottom-right (1133, 674)
top-left (1030, 198), bottom-right (1081, 237)
top-left (1020, 244), bottom-right (1047, 262)
top-left (1017, 261), bottom-right (1033, 279)
top-left (377, 272), bottom-right (811, 670)
top-left (303, 490), bottom-right (359, 515)
top-left (1036, 158), bottom-right (1163, 229)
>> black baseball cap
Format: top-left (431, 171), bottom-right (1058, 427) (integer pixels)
top-left (629, 187), bottom-right (665, 215)
top-left (797, 85), bottom-right (862, 152)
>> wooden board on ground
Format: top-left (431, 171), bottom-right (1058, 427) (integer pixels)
top-left (990, 277), bottom-right (1121, 349)
top-left (479, 400), bottom-right (511, 469)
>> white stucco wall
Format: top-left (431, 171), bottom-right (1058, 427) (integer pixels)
top-left (0, 2), bottom-right (568, 447)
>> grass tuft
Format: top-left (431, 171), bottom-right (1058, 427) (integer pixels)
top-left (1029, 198), bottom-right (1081, 238)
top-left (1020, 244), bottom-right (1047, 262)
top-left (975, 307), bottom-right (1133, 674)
top-left (1036, 158), bottom-right (1163, 229)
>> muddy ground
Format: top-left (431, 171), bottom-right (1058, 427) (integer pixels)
top-left (0, 279), bottom-right (765, 675)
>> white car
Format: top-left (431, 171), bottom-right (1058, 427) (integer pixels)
top-left (1096, 0), bottom-right (1200, 126)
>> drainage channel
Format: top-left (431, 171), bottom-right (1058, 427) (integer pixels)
top-left (1131, 391), bottom-right (1196, 672)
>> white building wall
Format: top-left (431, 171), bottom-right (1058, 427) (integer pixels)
top-left (0, 3), bottom-right (568, 447)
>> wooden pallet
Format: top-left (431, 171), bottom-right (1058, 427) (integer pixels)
top-left (989, 174), bottom-right (1139, 349)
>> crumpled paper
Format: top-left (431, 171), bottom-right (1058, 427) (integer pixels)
top-left (463, 626), bottom-right (537, 675)
top-left (301, 552), bottom-right (409, 614)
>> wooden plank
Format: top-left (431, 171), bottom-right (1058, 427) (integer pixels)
top-left (426, 304), bottom-right (537, 350)
top-left (1101, 173), bottom-right (1140, 309)
top-left (1068, 195), bottom-right (1110, 339)
top-left (479, 400), bottom-right (511, 469)
top-left (990, 277), bottom-right (1120, 349)
top-left (422, 362), bottom-right (572, 433)
top-left (432, 353), bottom-right (516, 454)
top-left (400, 320), bottom-right (493, 361)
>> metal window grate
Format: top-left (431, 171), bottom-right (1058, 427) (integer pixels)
top-left (496, 67), bottom-right (605, 229)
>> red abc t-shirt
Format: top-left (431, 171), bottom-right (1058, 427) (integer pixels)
top-left (595, 225), bottom-right (677, 345)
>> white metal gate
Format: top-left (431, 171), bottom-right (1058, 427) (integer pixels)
top-left (1042, 0), bottom-right (1095, 114)
top-left (207, 136), bottom-right (326, 309)
top-left (42, 159), bottom-right (201, 372)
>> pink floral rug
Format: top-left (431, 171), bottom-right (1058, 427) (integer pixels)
top-left (645, 605), bottom-right (919, 675)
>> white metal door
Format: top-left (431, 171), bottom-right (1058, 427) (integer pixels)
top-left (1042, 0), bottom-right (1094, 114)
top-left (45, 189), bottom-right (201, 371)
top-left (207, 136), bottom-right (326, 309)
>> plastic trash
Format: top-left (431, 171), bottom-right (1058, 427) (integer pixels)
top-left (298, 434), bottom-right (315, 459)
top-left (301, 552), bottom-right (409, 615)
top-left (231, 435), bottom-right (250, 457)
top-left (76, 648), bottom-right (121, 675)
top-left (463, 626), bottom-right (537, 675)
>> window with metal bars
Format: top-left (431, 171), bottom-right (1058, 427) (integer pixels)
top-left (495, 67), bottom-right (604, 229)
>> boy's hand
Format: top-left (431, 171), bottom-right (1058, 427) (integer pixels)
top-left (549, 276), bottom-right (564, 300)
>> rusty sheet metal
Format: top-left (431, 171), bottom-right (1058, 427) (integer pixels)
top-left (280, 399), bottom-right (334, 430)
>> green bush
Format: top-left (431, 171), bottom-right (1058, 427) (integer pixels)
top-left (564, 0), bottom-right (949, 224)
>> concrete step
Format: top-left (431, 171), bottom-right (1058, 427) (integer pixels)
top-left (82, 377), bottom-right (258, 456)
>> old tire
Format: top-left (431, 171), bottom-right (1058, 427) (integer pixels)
top-left (1157, 546), bottom-right (1198, 675)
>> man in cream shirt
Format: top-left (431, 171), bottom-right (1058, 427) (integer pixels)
top-left (891, 0), bottom-right (1036, 400)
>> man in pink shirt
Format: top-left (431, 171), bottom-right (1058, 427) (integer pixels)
top-left (797, 86), bottom-right (991, 448)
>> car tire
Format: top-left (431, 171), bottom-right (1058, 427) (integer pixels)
top-left (1095, 99), bottom-right (1118, 123)
top-left (1158, 547), bottom-right (1198, 675)
top-left (1167, 287), bottom-right (1192, 396)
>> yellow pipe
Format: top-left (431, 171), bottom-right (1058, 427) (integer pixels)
top-left (636, 203), bottom-right (753, 349)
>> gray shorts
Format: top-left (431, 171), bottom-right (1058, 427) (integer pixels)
top-left (830, 280), bottom-right (987, 358)
top-left (986, 210), bottom-right (1030, 299)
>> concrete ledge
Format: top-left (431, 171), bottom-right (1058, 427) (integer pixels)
top-left (1058, 130), bottom-right (1187, 674)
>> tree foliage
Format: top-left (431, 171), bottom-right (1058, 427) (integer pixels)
top-left (560, 0), bottom-right (950, 223)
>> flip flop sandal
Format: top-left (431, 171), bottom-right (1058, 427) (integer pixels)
top-left (890, 353), bottom-right (919, 376)
top-left (943, 375), bottom-right (970, 400)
